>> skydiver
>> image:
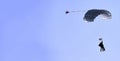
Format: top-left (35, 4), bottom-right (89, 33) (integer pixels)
top-left (65, 11), bottom-right (69, 14)
top-left (98, 38), bottom-right (105, 52)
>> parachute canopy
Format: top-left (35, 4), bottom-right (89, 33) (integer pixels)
top-left (83, 9), bottom-right (112, 22)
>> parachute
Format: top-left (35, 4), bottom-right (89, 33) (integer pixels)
top-left (83, 9), bottom-right (112, 22)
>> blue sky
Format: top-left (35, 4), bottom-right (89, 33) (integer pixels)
top-left (1, 0), bottom-right (120, 61)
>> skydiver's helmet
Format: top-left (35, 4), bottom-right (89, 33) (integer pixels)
top-left (99, 38), bottom-right (102, 40)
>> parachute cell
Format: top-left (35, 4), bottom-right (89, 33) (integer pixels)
top-left (83, 9), bottom-right (112, 22)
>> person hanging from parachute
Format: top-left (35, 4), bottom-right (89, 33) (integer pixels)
top-left (65, 10), bottom-right (82, 14)
top-left (98, 38), bottom-right (105, 52)
top-left (65, 11), bottom-right (69, 14)
top-left (83, 9), bottom-right (112, 52)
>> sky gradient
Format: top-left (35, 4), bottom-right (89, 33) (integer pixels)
top-left (1, 0), bottom-right (120, 61)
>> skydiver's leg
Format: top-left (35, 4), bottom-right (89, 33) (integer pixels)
top-left (100, 47), bottom-right (105, 52)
